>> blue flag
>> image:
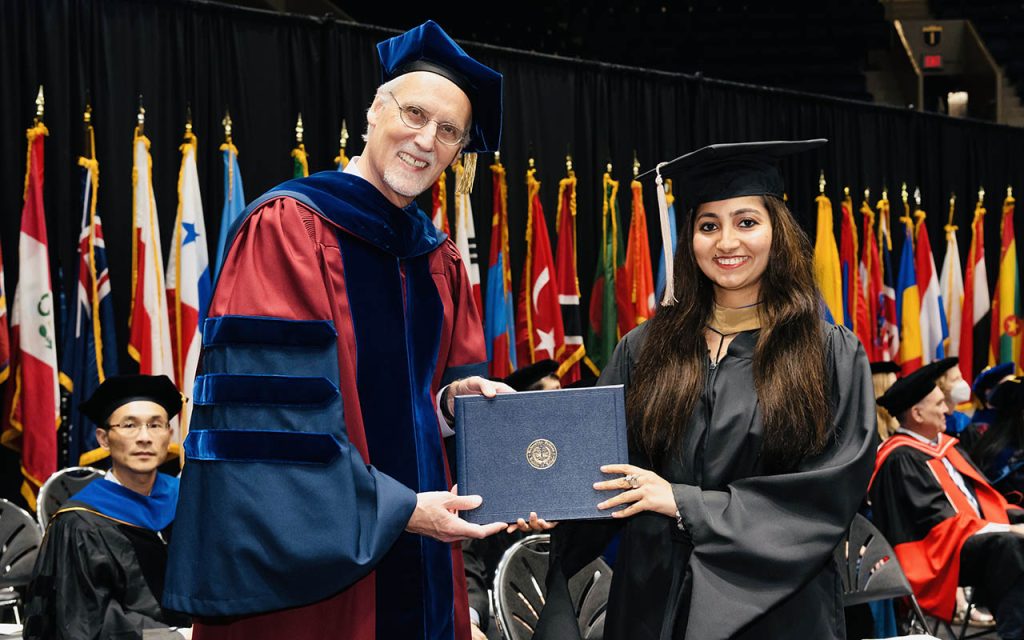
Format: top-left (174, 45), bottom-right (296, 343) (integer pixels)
top-left (60, 157), bottom-right (119, 466)
top-left (214, 142), bottom-right (246, 278)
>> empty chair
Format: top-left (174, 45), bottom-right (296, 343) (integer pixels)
top-left (492, 534), bottom-right (611, 640)
top-left (35, 466), bottom-right (104, 530)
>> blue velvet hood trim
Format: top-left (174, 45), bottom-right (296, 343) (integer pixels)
top-left (69, 472), bottom-right (178, 531)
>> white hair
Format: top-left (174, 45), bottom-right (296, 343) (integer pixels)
top-left (361, 75), bottom-right (472, 148)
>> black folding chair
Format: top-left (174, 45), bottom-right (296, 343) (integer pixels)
top-left (35, 466), bottom-right (104, 530)
top-left (491, 534), bottom-right (611, 640)
top-left (0, 498), bottom-right (43, 625)
top-left (834, 514), bottom-right (934, 636)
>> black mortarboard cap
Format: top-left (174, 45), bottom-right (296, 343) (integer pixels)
top-left (989, 378), bottom-right (1024, 412)
top-left (503, 359), bottom-right (559, 392)
top-left (79, 375), bottom-right (183, 426)
top-left (637, 139), bottom-right (827, 206)
top-left (870, 361), bottom-right (902, 375)
top-left (377, 20), bottom-right (502, 153)
top-left (876, 359), bottom-right (957, 417)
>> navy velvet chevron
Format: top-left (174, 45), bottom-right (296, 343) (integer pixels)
top-left (455, 385), bottom-right (629, 524)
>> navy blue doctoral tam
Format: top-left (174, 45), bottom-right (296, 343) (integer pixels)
top-left (377, 20), bottom-right (502, 153)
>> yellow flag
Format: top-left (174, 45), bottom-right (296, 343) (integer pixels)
top-left (814, 194), bottom-right (844, 323)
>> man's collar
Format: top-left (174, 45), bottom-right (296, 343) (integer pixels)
top-left (895, 426), bottom-right (940, 446)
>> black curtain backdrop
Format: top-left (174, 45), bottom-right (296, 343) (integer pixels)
top-left (3, 0), bottom-right (1024, 497)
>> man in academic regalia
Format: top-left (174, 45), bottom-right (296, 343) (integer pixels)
top-left (870, 358), bottom-right (1024, 639)
top-left (23, 375), bottom-right (190, 639)
top-left (163, 20), bottom-right (517, 640)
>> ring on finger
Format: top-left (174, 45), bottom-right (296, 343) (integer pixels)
top-left (624, 473), bottom-right (641, 489)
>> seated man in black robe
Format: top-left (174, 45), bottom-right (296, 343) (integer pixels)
top-left (870, 358), bottom-right (1024, 640)
top-left (23, 375), bottom-right (191, 639)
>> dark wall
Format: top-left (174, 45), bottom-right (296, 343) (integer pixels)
top-left (2, 0), bottom-right (1024, 497)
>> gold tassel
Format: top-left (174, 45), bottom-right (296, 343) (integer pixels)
top-left (456, 152), bottom-right (477, 195)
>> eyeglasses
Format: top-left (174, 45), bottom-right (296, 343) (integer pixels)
top-left (388, 92), bottom-right (466, 146)
top-left (107, 421), bottom-right (170, 436)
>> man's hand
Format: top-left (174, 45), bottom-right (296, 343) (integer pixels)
top-left (446, 376), bottom-right (515, 416)
top-left (406, 489), bottom-right (506, 543)
top-left (470, 623), bottom-right (487, 640)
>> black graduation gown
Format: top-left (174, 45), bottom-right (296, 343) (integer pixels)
top-left (534, 323), bottom-right (876, 640)
top-left (23, 500), bottom-right (190, 639)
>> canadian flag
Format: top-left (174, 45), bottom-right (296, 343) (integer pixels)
top-left (167, 132), bottom-right (211, 433)
top-left (128, 131), bottom-right (176, 382)
top-left (516, 169), bottom-right (565, 365)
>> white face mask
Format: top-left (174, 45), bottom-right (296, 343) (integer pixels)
top-left (949, 379), bottom-right (972, 405)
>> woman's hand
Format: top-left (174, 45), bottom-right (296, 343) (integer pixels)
top-left (594, 464), bottom-right (678, 519)
top-left (505, 511), bottom-right (558, 534)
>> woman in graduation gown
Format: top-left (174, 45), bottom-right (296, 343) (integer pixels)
top-left (534, 140), bottom-right (877, 640)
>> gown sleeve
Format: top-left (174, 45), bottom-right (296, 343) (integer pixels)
top-left (24, 514), bottom-right (167, 640)
top-left (163, 197), bottom-right (417, 616)
top-left (670, 324), bottom-right (877, 639)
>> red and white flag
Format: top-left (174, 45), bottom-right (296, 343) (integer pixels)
top-left (516, 169), bottom-right (565, 365)
top-left (452, 161), bottom-right (482, 315)
top-left (959, 200), bottom-right (990, 382)
top-left (167, 131), bottom-right (211, 431)
top-left (2, 122), bottom-right (59, 508)
top-left (128, 130), bottom-right (176, 383)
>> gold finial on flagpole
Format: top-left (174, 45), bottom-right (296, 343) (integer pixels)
top-left (914, 187), bottom-right (921, 207)
top-left (528, 156), bottom-right (535, 169)
top-left (947, 192), bottom-right (956, 228)
top-left (83, 103), bottom-right (92, 124)
top-left (818, 170), bottom-right (825, 195)
top-left (882, 186), bottom-right (888, 201)
top-left (566, 154), bottom-right (573, 174)
top-left (633, 151), bottom-right (640, 178)
top-left (978, 186), bottom-right (985, 203)
top-left (843, 186), bottom-right (850, 198)
top-left (295, 113), bottom-right (304, 145)
top-left (1008, 185), bottom-right (1014, 199)
top-left (901, 182), bottom-right (908, 205)
top-left (864, 187), bottom-right (870, 202)
top-left (137, 95), bottom-right (146, 135)
top-left (185, 103), bottom-right (193, 136)
top-left (222, 110), bottom-right (233, 143)
top-left (34, 86), bottom-right (44, 124)
top-left (340, 118), bottom-right (349, 152)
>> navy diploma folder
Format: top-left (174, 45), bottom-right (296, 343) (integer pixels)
top-left (454, 385), bottom-right (628, 524)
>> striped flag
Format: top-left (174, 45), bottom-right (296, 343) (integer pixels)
top-left (2, 122), bottom-right (59, 508)
top-left (814, 194), bottom-right (844, 324)
top-left (841, 192), bottom-right (871, 347)
top-left (452, 162), bottom-right (482, 314)
top-left (878, 195), bottom-right (900, 361)
top-left (859, 198), bottom-right (883, 361)
top-left (896, 210), bottom-right (923, 373)
top-left (292, 116), bottom-right (309, 178)
top-left (990, 194), bottom-right (1021, 369)
top-left (914, 205), bottom-right (947, 364)
top-left (655, 180), bottom-right (678, 304)
top-left (167, 130), bottom-right (211, 448)
top-left (940, 200), bottom-right (964, 357)
top-left (59, 130), bottom-right (119, 466)
top-left (128, 129), bottom-right (175, 381)
top-left (516, 168), bottom-right (565, 365)
top-left (485, 161), bottom-right (516, 378)
top-left (554, 168), bottom-right (590, 383)
top-left (431, 172), bottom-right (450, 234)
top-left (588, 173), bottom-right (625, 371)
top-left (213, 139), bottom-right (246, 279)
top-left (959, 199), bottom-right (991, 381)
top-left (619, 179), bottom-right (655, 334)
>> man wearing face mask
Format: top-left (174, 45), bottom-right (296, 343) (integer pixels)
top-left (937, 357), bottom-right (975, 436)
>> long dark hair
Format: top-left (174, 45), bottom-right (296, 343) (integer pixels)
top-left (626, 194), bottom-right (830, 473)
top-left (971, 409), bottom-right (1024, 472)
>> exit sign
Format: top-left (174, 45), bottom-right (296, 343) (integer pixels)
top-left (923, 54), bottom-right (944, 70)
